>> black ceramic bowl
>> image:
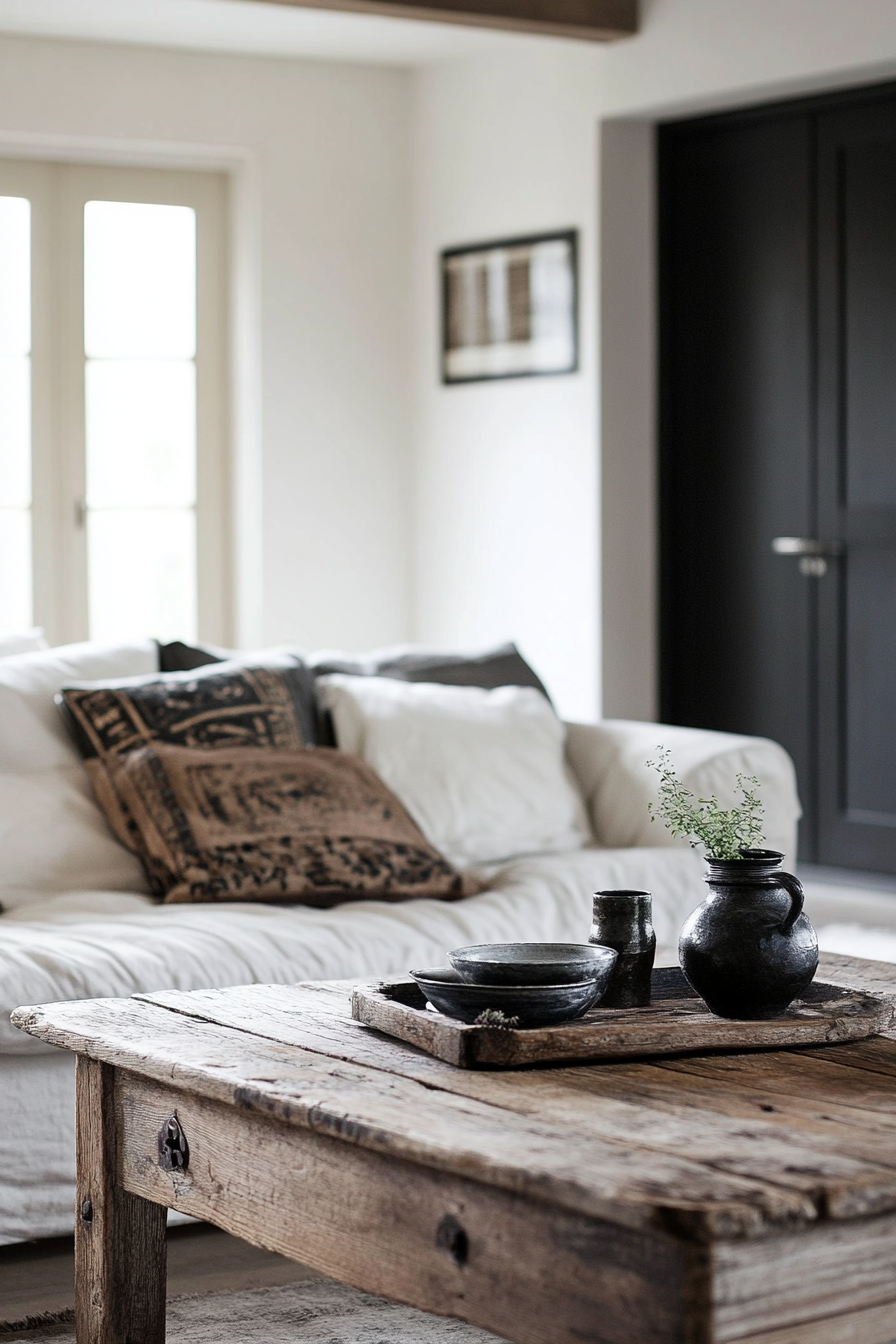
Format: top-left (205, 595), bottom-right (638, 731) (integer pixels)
top-left (448, 941), bottom-right (617, 987)
top-left (410, 967), bottom-right (611, 1027)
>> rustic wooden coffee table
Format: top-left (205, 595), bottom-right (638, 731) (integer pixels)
top-left (13, 950), bottom-right (896, 1344)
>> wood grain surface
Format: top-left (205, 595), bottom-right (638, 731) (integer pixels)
top-left (76, 1057), bottom-right (168, 1344)
top-left (13, 951), bottom-right (896, 1344)
top-left (117, 1069), bottom-right (686, 1344)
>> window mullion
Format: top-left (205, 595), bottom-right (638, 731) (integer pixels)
top-left (52, 162), bottom-right (90, 643)
top-left (195, 172), bottom-right (231, 646)
top-left (28, 162), bottom-right (60, 642)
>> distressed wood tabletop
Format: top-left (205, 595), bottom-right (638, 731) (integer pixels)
top-left (12, 950), bottom-right (896, 1344)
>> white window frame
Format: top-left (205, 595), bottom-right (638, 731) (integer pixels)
top-left (0, 157), bottom-right (231, 646)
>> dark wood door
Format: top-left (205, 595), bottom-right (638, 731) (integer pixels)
top-left (660, 81), bottom-right (896, 872)
top-left (816, 102), bottom-right (896, 869)
top-left (659, 113), bottom-right (816, 857)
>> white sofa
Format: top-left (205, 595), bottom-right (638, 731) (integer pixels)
top-left (0, 640), bottom-right (802, 1245)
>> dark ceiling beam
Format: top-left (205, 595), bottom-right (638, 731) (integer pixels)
top-left (250, 0), bottom-right (637, 42)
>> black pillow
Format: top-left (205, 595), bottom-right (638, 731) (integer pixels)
top-left (158, 639), bottom-right (228, 672)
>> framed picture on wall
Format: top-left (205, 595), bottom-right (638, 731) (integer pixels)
top-left (441, 229), bottom-right (578, 384)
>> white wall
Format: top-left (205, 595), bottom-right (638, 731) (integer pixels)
top-left (0, 33), bottom-right (412, 653)
top-left (411, 0), bottom-right (896, 722)
top-left (411, 46), bottom-right (604, 721)
top-left (598, 0), bottom-right (896, 120)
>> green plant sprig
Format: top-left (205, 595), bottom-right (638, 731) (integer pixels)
top-left (647, 747), bottom-right (764, 860)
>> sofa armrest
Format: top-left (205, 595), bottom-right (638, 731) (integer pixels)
top-left (565, 720), bottom-right (802, 861)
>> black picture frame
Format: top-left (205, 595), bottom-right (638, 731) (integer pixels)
top-left (441, 229), bottom-right (579, 385)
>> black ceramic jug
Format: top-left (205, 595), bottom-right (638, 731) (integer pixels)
top-left (678, 849), bottom-right (818, 1020)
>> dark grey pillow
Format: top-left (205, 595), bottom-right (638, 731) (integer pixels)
top-left (308, 643), bottom-right (550, 746)
top-left (308, 642), bottom-right (550, 699)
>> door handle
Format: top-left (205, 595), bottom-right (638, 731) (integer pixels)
top-left (771, 537), bottom-right (843, 557)
top-left (771, 537), bottom-right (842, 577)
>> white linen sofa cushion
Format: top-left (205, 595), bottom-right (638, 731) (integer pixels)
top-left (0, 628), bottom-right (48, 658)
top-left (565, 719), bottom-right (801, 858)
top-left (0, 640), bottom-right (158, 908)
top-left (0, 768), bottom-right (150, 908)
top-left (317, 675), bottom-right (590, 868)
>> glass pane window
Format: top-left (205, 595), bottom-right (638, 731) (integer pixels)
top-left (86, 361), bottom-right (196, 509)
top-left (87, 510), bottom-right (196, 643)
top-left (0, 195), bottom-right (32, 629)
top-left (84, 201), bottom-right (198, 642)
top-left (84, 201), bottom-right (196, 359)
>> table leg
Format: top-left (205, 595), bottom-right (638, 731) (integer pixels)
top-left (76, 1056), bottom-right (168, 1344)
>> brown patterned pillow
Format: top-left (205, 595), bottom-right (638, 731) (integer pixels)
top-left (58, 657), bottom-right (318, 854)
top-left (102, 743), bottom-right (472, 906)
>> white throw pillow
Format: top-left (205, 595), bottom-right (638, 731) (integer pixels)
top-left (0, 640), bottom-right (159, 908)
top-left (0, 628), bottom-right (48, 658)
top-left (0, 767), bottom-right (151, 907)
top-left (317, 675), bottom-right (591, 868)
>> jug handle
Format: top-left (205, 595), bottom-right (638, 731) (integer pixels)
top-left (777, 871), bottom-right (805, 933)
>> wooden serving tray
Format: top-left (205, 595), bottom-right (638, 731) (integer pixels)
top-left (351, 967), bottom-right (895, 1068)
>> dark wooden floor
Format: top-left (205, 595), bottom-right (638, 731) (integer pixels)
top-left (0, 1223), bottom-right (315, 1323)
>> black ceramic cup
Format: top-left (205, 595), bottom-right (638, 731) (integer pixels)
top-left (589, 890), bottom-right (656, 1008)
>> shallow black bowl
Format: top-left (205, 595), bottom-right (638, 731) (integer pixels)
top-left (410, 967), bottom-right (611, 1027)
top-left (448, 941), bottom-right (617, 987)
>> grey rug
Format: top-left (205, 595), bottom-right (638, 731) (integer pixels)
top-left (2, 1279), bottom-right (501, 1342)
